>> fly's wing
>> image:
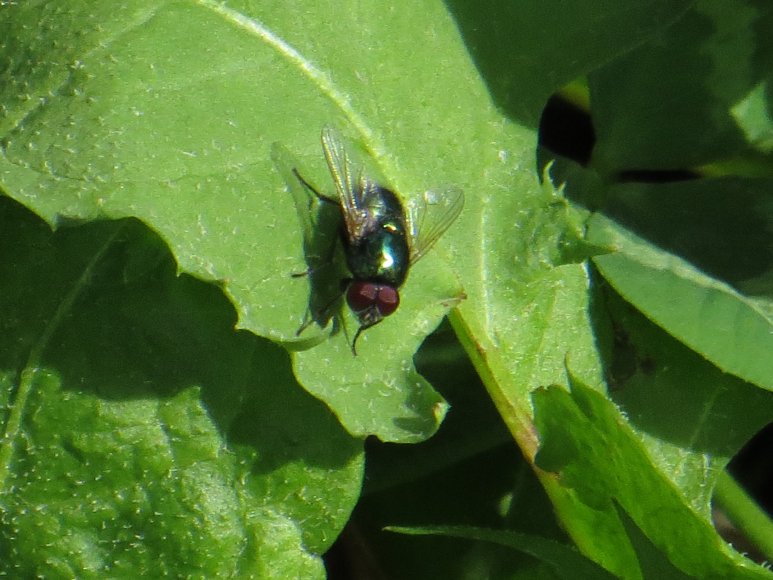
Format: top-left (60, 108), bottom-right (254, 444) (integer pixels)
top-left (321, 126), bottom-right (371, 242)
top-left (271, 140), bottom-right (341, 265)
top-left (408, 186), bottom-right (465, 264)
top-left (271, 141), bottom-right (316, 247)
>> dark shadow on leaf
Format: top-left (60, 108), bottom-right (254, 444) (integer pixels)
top-left (0, 196), bottom-right (360, 476)
top-left (444, 1), bottom-right (694, 128)
top-left (272, 141), bottom-right (349, 346)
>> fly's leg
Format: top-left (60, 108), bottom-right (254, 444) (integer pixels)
top-left (293, 168), bottom-right (338, 205)
top-left (295, 287), bottom-right (343, 336)
top-left (291, 261), bottom-right (334, 279)
top-left (290, 167), bottom-right (341, 277)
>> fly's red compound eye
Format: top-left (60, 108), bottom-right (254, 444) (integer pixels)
top-left (374, 285), bottom-right (399, 316)
top-left (346, 281), bottom-right (377, 313)
top-left (346, 281), bottom-right (400, 317)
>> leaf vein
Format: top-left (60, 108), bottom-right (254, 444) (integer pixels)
top-left (0, 225), bottom-right (125, 494)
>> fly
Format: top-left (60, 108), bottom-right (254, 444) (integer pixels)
top-left (276, 127), bottom-right (464, 355)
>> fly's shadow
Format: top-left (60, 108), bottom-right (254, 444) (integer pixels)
top-left (272, 142), bottom-right (349, 341)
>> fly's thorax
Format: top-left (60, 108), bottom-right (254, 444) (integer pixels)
top-left (360, 185), bottom-right (404, 219)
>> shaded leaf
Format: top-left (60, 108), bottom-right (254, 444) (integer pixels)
top-left (0, 197), bottom-right (362, 576)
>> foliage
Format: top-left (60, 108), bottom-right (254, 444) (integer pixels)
top-left (1, 0), bottom-right (772, 577)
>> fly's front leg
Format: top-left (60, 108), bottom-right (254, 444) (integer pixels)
top-left (290, 167), bottom-right (341, 277)
top-left (293, 168), bottom-right (339, 205)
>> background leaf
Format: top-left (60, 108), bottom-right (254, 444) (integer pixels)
top-left (0, 197), bottom-right (362, 576)
top-left (589, 212), bottom-right (773, 391)
top-left (533, 378), bottom-right (770, 579)
top-left (590, 0), bottom-right (773, 170)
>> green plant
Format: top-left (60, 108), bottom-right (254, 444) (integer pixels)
top-left (1, 1), bottom-right (771, 577)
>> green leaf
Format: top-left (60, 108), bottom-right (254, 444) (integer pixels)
top-left (590, 1), bottom-right (773, 172)
top-left (533, 378), bottom-right (771, 579)
top-left (0, 198), bottom-right (362, 576)
top-left (3, 0), bottom-right (769, 576)
top-left (445, 0), bottom-right (694, 125)
top-left (0, 0), bottom-right (484, 442)
top-left (0, 0), bottom-right (698, 444)
top-left (601, 287), bottom-right (773, 482)
top-left (589, 212), bottom-right (773, 391)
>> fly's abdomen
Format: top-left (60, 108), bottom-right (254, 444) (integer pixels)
top-left (346, 221), bottom-right (410, 287)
